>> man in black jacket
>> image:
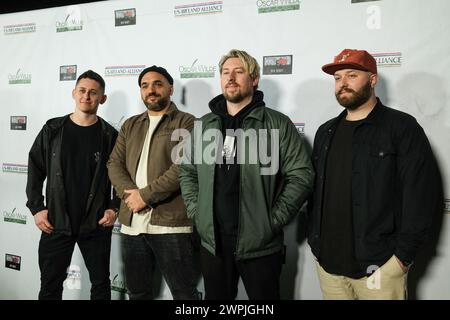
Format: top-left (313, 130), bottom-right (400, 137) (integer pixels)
top-left (26, 70), bottom-right (119, 300)
top-left (307, 49), bottom-right (440, 299)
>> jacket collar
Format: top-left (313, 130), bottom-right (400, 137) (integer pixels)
top-left (325, 97), bottom-right (385, 132)
top-left (48, 114), bottom-right (111, 133)
top-left (205, 90), bottom-right (266, 123)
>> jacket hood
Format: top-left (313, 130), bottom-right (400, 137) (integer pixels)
top-left (208, 90), bottom-right (265, 119)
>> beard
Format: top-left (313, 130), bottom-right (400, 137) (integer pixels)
top-left (223, 84), bottom-right (253, 104)
top-left (336, 80), bottom-right (372, 110)
top-left (144, 94), bottom-right (170, 112)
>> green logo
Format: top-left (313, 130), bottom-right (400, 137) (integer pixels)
top-left (4, 23), bottom-right (36, 35)
top-left (56, 12), bottom-right (83, 33)
top-left (2, 163), bottom-right (28, 173)
top-left (257, 0), bottom-right (300, 14)
top-left (111, 274), bottom-right (127, 293)
top-left (179, 59), bottom-right (216, 78)
top-left (3, 208), bottom-right (27, 224)
top-left (8, 69), bottom-right (31, 84)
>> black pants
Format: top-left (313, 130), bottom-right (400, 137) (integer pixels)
top-left (38, 231), bottom-right (111, 300)
top-left (122, 233), bottom-right (200, 300)
top-left (200, 235), bottom-right (283, 300)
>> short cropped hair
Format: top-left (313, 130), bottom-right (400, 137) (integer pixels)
top-left (76, 70), bottom-right (106, 92)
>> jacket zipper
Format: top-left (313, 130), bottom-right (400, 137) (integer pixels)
top-left (234, 118), bottom-right (245, 259)
top-left (212, 115), bottom-right (221, 256)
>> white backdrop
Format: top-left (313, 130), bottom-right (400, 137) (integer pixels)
top-left (0, 0), bottom-right (449, 300)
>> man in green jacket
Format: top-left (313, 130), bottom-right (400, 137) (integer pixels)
top-left (179, 49), bottom-right (314, 299)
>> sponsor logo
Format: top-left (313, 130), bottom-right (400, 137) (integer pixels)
top-left (257, 0), bottom-right (300, 14)
top-left (104, 65), bottom-right (146, 77)
top-left (3, 208), bottom-right (27, 225)
top-left (111, 274), bottom-right (127, 293)
top-left (2, 163), bottom-right (28, 174)
top-left (294, 123), bottom-right (305, 135)
top-left (5, 254), bottom-right (21, 271)
top-left (263, 55), bottom-right (293, 75)
top-left (56, 5), bottom-right (83, 32)
top-left (65, 265), bottom-right (81, 290)
top-left (372, 52), bottom-right (402, 67)
top-left (174, 1), bottom-right (223, 17)
top-left (4, 23), bottom-right (36, 35)
top-left (179, 59), bottom-right (216, 78)
top-left (112, 221), bottom-right (121, 235)
top-left (60, 65), bottom-right (77, 81)
top-left (115, 8), bottom-right (136, 26)
top-left (10, 116), bottom-right (27, 130)
top-left (352, 0), bottom-right (381, 3)
top-left (444, 199), bottom-right (450, 214)
top-left (8, 69), bottom-right (31, 84)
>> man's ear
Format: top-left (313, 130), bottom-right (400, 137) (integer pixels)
top-left (252, 76), bottom-right (260, 88)
top-left (370, 73), bottom-right (378, 89)
top-left (100, 94), bottom-right (107, 105)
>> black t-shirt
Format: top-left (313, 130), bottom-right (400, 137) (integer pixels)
top-left (319, 117), bottom-right (365, 278)
top-left (61, 117), bottom-right (101, 235)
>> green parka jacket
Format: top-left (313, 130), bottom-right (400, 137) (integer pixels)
top-left (180, 92), bottom-right (314, 259)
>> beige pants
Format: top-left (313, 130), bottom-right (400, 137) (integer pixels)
top-left (316, 255), bottom-right (407, 300)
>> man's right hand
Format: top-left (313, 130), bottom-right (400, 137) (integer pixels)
top-left (34, 209), bottom-right (54, 234)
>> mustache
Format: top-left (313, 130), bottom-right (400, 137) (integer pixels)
top-left (146, 93), bottom-right (160, 99)
top-left (337, 87), bottom-right (355, 95)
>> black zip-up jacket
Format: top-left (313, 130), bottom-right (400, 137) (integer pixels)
top-left (307, 98), bottom-right (440, 272)
top-left (26, 115), bottom-right (119, 235)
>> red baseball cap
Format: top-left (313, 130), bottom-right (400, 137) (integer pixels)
top-left (322, 49), bottom-right (377, 75)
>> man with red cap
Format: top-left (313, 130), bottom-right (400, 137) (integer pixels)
top-left (307, 49), bottom-right (441, 299)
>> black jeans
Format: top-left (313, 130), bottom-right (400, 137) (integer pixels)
top-left (122, 233), bottom-right (200, 300)
top-left (38, 231), bottom-right (111, 300)
top-left (200, 235), bottom-right (283, 300)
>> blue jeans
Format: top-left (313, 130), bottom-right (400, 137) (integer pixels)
top-left (121, 233), bottom-right (200, 300)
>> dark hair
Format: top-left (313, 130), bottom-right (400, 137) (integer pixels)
top-left (76, 70), bottom-right (106, 92)
top-left (138, 65), bottom-right (173, 87)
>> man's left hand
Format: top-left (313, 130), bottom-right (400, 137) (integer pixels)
top-left (124, 189), bottom-right (147, 213)
top-left (98, 209), bottom-right (117, 227)
top-left (395, 256), bottom-right (410, 273)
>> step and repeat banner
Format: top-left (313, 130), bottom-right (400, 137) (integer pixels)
top-left (0, 0), bottom-right (449, 299)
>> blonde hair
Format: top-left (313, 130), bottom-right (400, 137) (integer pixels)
top-left (219, 49), bottom-right (260, 82)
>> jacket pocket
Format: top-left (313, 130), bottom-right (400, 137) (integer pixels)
top-left (380, 255), bottom-right (407, 277)
top-left (154, 129), bottom-right (173, 138)
top-left (269, 209), bottom-right (282, 236)
top-left (369, 145), bottom-right (396, 158)
top-left (367, 145), bottom-right (397, 179)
